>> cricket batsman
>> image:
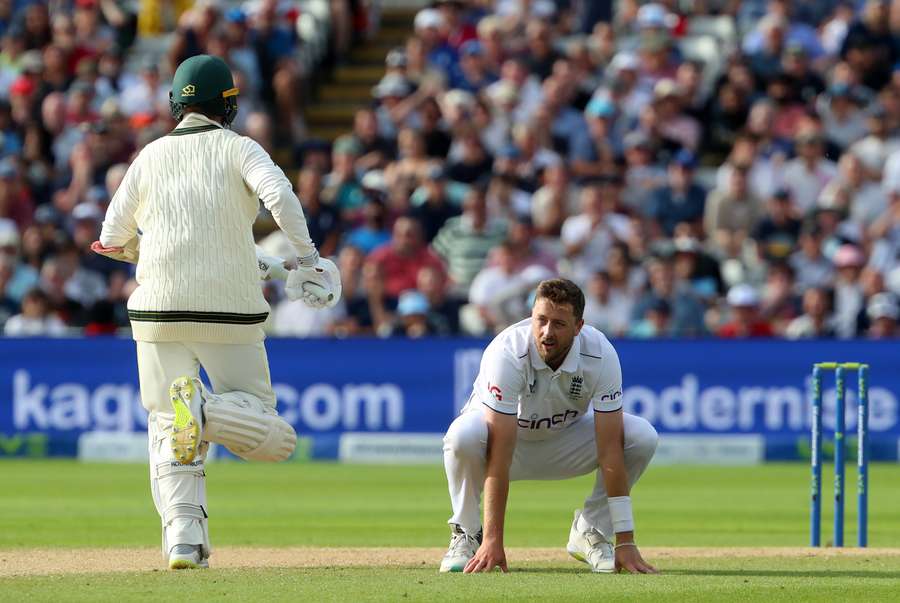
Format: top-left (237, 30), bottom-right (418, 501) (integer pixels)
top-left (92, 55), bottom-right (340, 570)
top-left (440, 279), bottom-right (658, 574)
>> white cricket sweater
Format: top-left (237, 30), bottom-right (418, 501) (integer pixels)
top-left (100, 113), bottom-right (316, 344)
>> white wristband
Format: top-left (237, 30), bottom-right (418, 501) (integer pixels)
top-left (608, 496), bottom-right (634, 533)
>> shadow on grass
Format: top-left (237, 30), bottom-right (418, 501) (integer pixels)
top-left (649, 569), bottom-right (900, 579)
top-left (505, 568), bottom-right (900, 579)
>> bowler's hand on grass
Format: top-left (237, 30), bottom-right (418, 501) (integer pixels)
top-left (463, 539), bottom-right (508, 573)
top-left (615, 544), bottom-right (658, 574)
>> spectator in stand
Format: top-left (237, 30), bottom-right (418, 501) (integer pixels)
top-left (753, 188), bottom-right (802, 264)
top-left (0, 158), bottom-right (32, 229)
top-left (453, 40), bottom-right (495, 93)
top-left (560, 183), bottom-right (630, 286)
top-left (416, 264), bottom-right (462, 335)
top-left (628, 295), bottom-right (672, 338)
top-left (840, 0), bottom-right (898, 91)
top-left (747, 15), bottom-right (787, 84)
top-left (351, 107), bottom-right (396, 173)
top-left (386, 126), bottom-right (436, 188)
top-left (3, 286), bottom-right (66, 335)
top-left (409, 164), bottom-right (459, 243)
top-left (571, 97), bottom-right (623, 180)
top-left (705, 81), bottom-right (751, 162)
top-left (486, 57), bottom-right (543, 125)
top-left (328, 245), bottom-right (373, 336)
top-left (782, 43), bottom-right (825, 104)
top-left (584, 270), bottom-right (634, 337)
top-left (420, 96), bottom-right (452, 159)
top-left (790, 226), bottom-right (835, 292)
top-left (830, 152), bottom-right (887, 229)
top-left (621, 131), bottom-right (667, 213)
top-left (523, 19), bottom-right (560, 82)
top-left (782, 129), bottom-right (838, 215)
top-left (759, 261), bottom-right (800, 334)
top-left (415, 7), bottom-right (459, 85)
top-left (717, 283), bottom-right (775, 338)
top-left (865, 292), bottom-right (899, 338)
top-left (0, 219), bottom-right (37, 304)
top-left (475, 15), bottom-right (506, 75)
top-left (785, 286), bottom-right (836, 338)
top-left (446, 123), bottom-right (493, 184)
top-left (321, 135), bottom-right (365, 221)
top-left (741, 0), bottom-right (825, 60)
top-left (766, 73), bottom-right (808, 141)
top-left (851, 103), bottom-right (900, 179)
top-left (246, 0), bottom-right (306, 140)
top-left (704, 161), bottom-right (762, 259)
top-left (647, 149), bottom-right (706, 238)
top-left (672, 235), bottom-right (723, 302)
top-left (868, 181), bottom-right (900, 275)
top-left (432, 185), bottom-right (506, 294)
top-left (367, 216), bottom-right (447, 305)
top-left (345, 198), bottom-right (391, 255)
top-left (817, 84), bottom-right (869, 151)
top-left (831, 244), bottom-right (866, 338)
top-left (391, 290), bottom-right (435, 338)
top-left (632, 253), bottom-right (706, 336)
top-left (535, 75), bottom-right (591, 162)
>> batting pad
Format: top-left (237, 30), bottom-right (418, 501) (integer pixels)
top-left (149, 422), bottom-right (210, 558)
top-left (203, 392), bottom-right (297, 462)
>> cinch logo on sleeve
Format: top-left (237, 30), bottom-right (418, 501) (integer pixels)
top-left (600, 390), bottom-right (622, 402)
top-left (518, 409), bottom-right (579, 430)
top-left (488, 384), bottom-right (503, 401)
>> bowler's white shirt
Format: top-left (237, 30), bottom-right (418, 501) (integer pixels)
top-left (462, 318), bottom-right (623, 441)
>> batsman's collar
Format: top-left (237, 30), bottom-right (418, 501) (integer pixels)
top-left (529, 334), bottom-right (581, 374)
top-left (173, 112), bottom-right (224, 131)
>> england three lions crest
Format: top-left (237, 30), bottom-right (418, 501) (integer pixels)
top-left (568, 375), bottom-right (584, 399)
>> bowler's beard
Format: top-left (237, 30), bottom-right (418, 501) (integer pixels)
top-left (538, 340), bottom-right (572, 370)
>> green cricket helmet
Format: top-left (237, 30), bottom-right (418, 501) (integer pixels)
top-left (169, 54), bottom-right (239, 125)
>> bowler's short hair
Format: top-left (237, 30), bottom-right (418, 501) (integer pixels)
top-left (535, 279), bottom-right (585, 320)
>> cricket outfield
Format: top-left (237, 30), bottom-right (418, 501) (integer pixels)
top-left (2, 461), bottom-right (900, 601)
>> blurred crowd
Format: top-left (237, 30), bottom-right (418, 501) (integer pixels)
top-left (2, 0), bottom-right (900, 340)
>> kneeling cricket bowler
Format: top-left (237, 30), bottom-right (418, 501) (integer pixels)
top-left (441, 279), bottom-right (658, 574)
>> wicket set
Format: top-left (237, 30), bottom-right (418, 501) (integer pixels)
top-left (810, 362), bottom-right (869, 548)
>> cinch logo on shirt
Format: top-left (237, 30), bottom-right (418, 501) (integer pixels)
top-left (599, 390), bottom-right (622, 402)
top-left (518, 409), bottom-right (579, 430)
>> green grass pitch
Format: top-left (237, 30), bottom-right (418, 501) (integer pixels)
top-left (2, 460), bottom-right (900, 601)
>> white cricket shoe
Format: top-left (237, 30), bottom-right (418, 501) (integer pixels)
top-left (169, 376), bottom-right (204, 464)
top-left (567, 509), bottom-right (615, 573)
top-left (168, 544), bottom-right (208, 570)
top-left (439, 525), bottom-right (482, 573)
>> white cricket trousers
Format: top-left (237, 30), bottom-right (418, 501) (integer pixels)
top-left (136, 340), bottom-right (276, 557)
top-left (443, 409), bottom-right (658, 539)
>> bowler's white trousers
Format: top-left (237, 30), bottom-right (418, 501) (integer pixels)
top-left (137, 340), bottom-right (276, 557)
top-left (443, 408), bottom-right (658, 539)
